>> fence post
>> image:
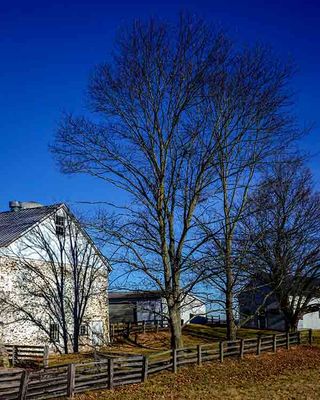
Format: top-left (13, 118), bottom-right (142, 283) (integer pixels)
top-left (272, 334), bottom-right (277, 353)
top-left (219, 341), bottom-right (224, 363)
top-left (309, 329), bottom-right (312, 345)
top-left (108, 358), bottom-right (114, 389)
top-left (18, 370), bottom-right (29, 400)
top-left (43, 345), bottom-right (49, 368)
top-left (156, 321), bottom-right (159, 333)
top-left (240, 339), bottom-right (244, 359)
top-left (126, 322), bottom-right (131, 337)
top-left (143, 320), bottom-right (146, 334)
top-left (12, 345), bottom-right (18, 367)
top-left (142, 356), bottom-right (149, 382)
top-left (257, 335), bottom-right (261, 356)
top-left (286, 332), bottom-right (290, 349)
top-left (197, 345), bottom-right (202, 365)
top-left (111, 324), bottom-right (115, 342)
top-left (297, 331), bottom-right (301, 345)
top-left (172, 349), bottom-right (177, 373)
top-left (134, 333), bottom-right (138, 344)
top-left (67, 364), bottom-right (75, 398)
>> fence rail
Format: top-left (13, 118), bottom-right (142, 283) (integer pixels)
top-left (0, 329), bottom-right (313, 400)
top-left (4, 344), bottom-right (49, 368)
top-left (110, 320), bottom-right (169, 342)
top-left (0, 369), bottom-right (23, 400)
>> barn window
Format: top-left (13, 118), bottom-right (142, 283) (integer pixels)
top-left (80, 324), bottom-right (89, 336)
top-left (55, 215), bottom-right (65, 236)
top-left (49, 323), bottom-right (59, 342)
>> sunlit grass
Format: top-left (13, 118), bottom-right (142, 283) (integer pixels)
top-left (48, 324), bottom-right (278, 366)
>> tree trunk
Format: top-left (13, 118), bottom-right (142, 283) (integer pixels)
top-left (225, 244), bottom-right (237, 340)
top-left (226, 288), bottom-right (236, 340)
top-left (62, 330), bottom-right (69, 354)
top-left (73, 327), bottom-right (79, 353)
top-left (73, 337), bottom-right (79, 353)
top-left (169, 305), bottom-right (183, 349)
top-left (288, 316), bottom-right (299, 332)
top-left (282, 307), bottom-right (298, 333)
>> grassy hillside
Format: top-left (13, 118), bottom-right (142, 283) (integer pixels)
top-left (49, 324), bottom-right (278, 366)
top-left (183, 324), bottom-right (278, 341)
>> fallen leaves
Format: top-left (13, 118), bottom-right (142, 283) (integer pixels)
top-left (69, 346), bottom-right (320, 400)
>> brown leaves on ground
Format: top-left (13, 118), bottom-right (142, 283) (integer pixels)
top-left (73, 346), bottom-right (320, 400)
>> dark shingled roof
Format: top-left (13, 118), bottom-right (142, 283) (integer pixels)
top-left (109, 291), bottom-right (162, 300)
top-left (0, 204), bottom-right (62, 248)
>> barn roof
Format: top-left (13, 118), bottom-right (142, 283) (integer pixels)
top-left (108, 291), bottom-right (205, 304)
top-left (0, 204), bottom-right (62, 248)
top-left (109, 291), bottom-right (162, 301)
top-left (0, 203), bottom-right (111, 270)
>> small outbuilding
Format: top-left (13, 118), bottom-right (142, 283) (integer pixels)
top-left (108, 291), bottom-right (206, 325)
top-left (239, 279), bottom-right (320, 331)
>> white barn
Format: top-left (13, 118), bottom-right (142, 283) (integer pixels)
top-left (297, 298), bottom-right (320, 329)
top-left (109, 291), bottom-right (206, 325)
top-left (0, 201), bottom-right (110, 351)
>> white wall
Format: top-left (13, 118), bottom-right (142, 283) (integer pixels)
top-left (298, 310), bottom-right (320, 329)
top-left (161, 294), bottom-right (206, 324)
top-left (180, 294), bottom-right (206, 324)
top-left (0, 206), bottom-right (109, 350)
top-left (290, 297), bottom-right (320, 330)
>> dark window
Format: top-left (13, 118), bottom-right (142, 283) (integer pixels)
top-left (55, 215), bottom-right (65, 236)
top-left (80, 324), bottom-right (89, 336)
top-left (50, 323), bottom-right (59, 342)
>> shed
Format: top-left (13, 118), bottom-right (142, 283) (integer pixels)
top-left (109, 291), bottom-right (206, 325)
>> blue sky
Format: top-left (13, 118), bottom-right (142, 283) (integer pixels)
top-left (0, 0), bottom-right (319, 213)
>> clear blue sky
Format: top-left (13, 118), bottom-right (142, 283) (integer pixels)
top-left (0, 0), bottom-right (319, 213)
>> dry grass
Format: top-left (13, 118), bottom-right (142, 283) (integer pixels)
top-left (105, 324), bottom-right (278, 355)
top-left (311, 329), bottom-right (320, 345)
top-left (49, 324), bottom-right (278, 366)
top-left (183, 324), bottom-right (278, 341)
top-left (72, 346), bottom-right (320, 400)
top-left (49, 352), bottom-right (94, 366)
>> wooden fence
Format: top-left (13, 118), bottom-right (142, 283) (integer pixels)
top-left (4, 344), bottom-right (49, 368)
top-left (110, 320), bottom-right (169, 342)
top-left (0, 369), bottom-right (24, 400)
top-left (0, 330), bottom-right (313, 400)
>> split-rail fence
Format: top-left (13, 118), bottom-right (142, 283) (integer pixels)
top-left (110, 320), bottom-right (169, 342)
top-left (0, 330), bottom-right (313, 400)
top-left (4, 344), bottom-right (49, 368)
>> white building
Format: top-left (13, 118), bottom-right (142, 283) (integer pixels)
top-left (0, 201), bottom-right (110, 351)
top-left (297, 298), bottom-right (320, 329)
top-left (109, 291), bottom-right (206, 325)
top-left (239, 281), bottom-right (320, 331)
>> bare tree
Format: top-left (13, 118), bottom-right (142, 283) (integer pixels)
top-left (51, 14), bottom-right (300, 346)
top-left (197, 47), bottom-right (300, 339)
top-left (51, 15), bottom-right (228, 349)
top-left (0, 208), bottom-right (108, 353)
top-left (241, 159), bottom-right (320, 331)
